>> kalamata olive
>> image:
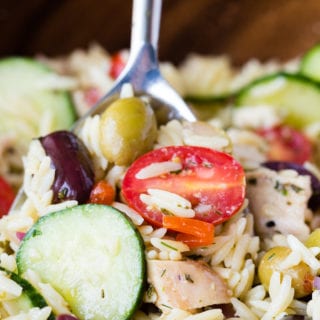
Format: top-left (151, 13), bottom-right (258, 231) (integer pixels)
top-left (262, 161), bottom-right (320, 210)
top-left (40, 130), bottom-right (94, 204)
top-left (99, 97), bottom-right (157, 166)
top-left (258, 246), bottom-right (314, 298)
top-left (56, 315), bottom-right (79, 320)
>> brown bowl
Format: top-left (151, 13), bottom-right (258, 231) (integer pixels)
top-left (0, 0), bottom-right (320, 64)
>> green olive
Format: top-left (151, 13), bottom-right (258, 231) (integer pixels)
top-left (99, 97), bottom-right (157, 166)
top-left (258, 246), bottom-right (313, 298)
top-left (305, 228), bottom-right (320, 248)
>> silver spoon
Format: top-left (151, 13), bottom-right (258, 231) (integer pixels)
top-left (78, 0), bottom-right (197, 125)
top-left (9, 0), bottom-right (196, 214)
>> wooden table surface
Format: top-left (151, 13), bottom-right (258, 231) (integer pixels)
top-left (0, 0), bottom-right (320, 65)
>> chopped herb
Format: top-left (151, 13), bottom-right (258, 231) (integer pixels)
top-left (177, 204), bottom-right (190, 209)
top-left (185, 274), bottom-right (194, 283)
top-left (31, 229), bottom-right (42, 238)
top-left (215, 210), bottom-right (223, 216)
top-left (160, 208), bottom-right (172, 215)
top-left (160, 241), bottom-right (178, 251)
top-left (291, 185), bottom-right (304, 193)
top-left (274, 180), bottom-right (282, 192)
top-left (160, 269), bottom-right (166, 277)
top-left (274, 180), bottom-right (288, 196)
top-left (101, 289), bottom-right (105, 298)
top-left (247, 177), bottom-right (257, 185)
top-left (146, 285), bottom-right (155, 299)
top-left (58, 187), bottom-right (68, 200)
top-left (161, 304), bottom-right (173, 309)
top-left (202, 161), bottom-right (213, 168)
top-left (267, 253), bottom-right (276, 260)
top-left (0, 240), bottom-right (14, 254)
top-left (274, 181), bottom-right (303, 196)
top-left (170, 169), bottom-right (182, 175)
top-left (186, 159), bottom-right (197, 167)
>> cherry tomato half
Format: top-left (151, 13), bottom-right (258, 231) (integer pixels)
top-left (122, 146), bottom-right (246, 226)
top-left (108, 51), bottom-right (127, 79)
top-left (0, 176), bottom-right (15, 217)
top-left (257, 125), bottom-right (312, 165)
top-left (84, 87), bottom-right (101, 107)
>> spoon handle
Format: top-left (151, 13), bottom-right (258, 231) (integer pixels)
top-left (130, 0), bottom-right (162, 55)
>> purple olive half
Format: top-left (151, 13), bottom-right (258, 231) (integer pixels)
top-left (40, 130), bottom-right (94, 204)
top-left (262, 161), bottom-right (320, 210)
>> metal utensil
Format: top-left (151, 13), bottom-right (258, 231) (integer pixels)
top-left (9, 0), bottom-right (196, 214)
top-left (78, 0), bottom-right (197, 125)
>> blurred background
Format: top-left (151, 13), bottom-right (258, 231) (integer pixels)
top-left (0, 0), bottom-right (320, 65)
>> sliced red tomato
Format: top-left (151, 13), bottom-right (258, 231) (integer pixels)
top-left (0, 176), bottom-right (15, 217)
top-left (257, 125), bottom-right (312, 164)
top-left (108, 51), bottom-right (127, 79)
top-left (122, 146), bottom-right (245, 227)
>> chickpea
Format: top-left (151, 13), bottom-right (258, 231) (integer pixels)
top-left (258, 246), bottom-right (313, 298)
top-left (99, 97), bottom-right (157, 166)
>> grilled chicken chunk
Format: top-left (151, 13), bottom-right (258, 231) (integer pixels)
top-left (147, 259), bottom-right (231, 310)
top-left (246, 167), bottom-right (312, 241)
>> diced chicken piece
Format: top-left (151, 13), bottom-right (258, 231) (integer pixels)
top-left (147, 259), bottom-right (231, 310)
top-left (246, 167), bottom-right (312, 241)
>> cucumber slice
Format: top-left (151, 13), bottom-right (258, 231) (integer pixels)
top-left (300, 43), bottom-right (320, 81)
top-left (185, 93), bottom-right (230, 105)
top-left (0, 57), bottom-right (75, 148)
top-left (235, 72), bottom-right (320, 128)
top-left (0, 267), bottom-right (54, 319)
top-left (16, 204), bottom-right (146, 320)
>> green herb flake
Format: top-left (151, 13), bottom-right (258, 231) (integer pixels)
top-left (31, 229), bottom-right (42, 238)
top-left (170, 169), bottom-right (183, 175)
top-left (146, 285), bottom-right (155, 299)
top-left (291, 185), bottom-right (304, 193)
top-left (160, 241), bottom-right (178, 251)
top-left (267, 253), bottom-right (276, 260)
top-left (160, 208), bottom-right (172, 215)
top-left (57, 187), bottom-right (68, 200)
top-left (274, 180), bottom-right (288, 196)
top-left (0, 240), bottom-right (14, 255)
top-left (185, 274), bottom-right (194, 283)
top-left (202, 161), bottom-right (213, 168)
top-left (161, 269), bottom-right (167, 277)
top-left (161, 304), bottom-right (173, 309)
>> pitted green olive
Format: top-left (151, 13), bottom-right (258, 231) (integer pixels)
top-left (258, 246), bottom-right (313, 298)
top-left (99, 97), bottom-right (157, 166)
top-left (305, 228), bottom-right (320, 248)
